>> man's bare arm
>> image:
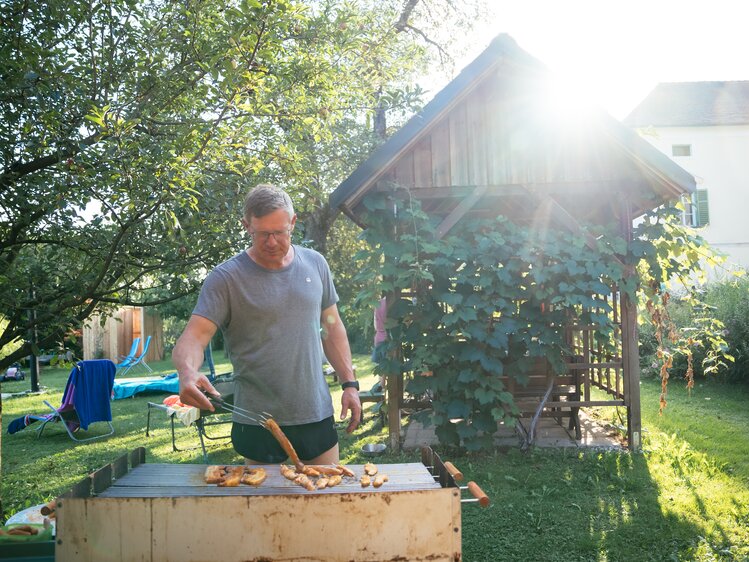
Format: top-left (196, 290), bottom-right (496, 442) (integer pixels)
top-left (321, 304), bottom-right (361, 433)
top-left (172, 315), bottom-right (220, 410)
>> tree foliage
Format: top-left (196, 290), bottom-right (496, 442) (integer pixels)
top-left (0, 0), bottom-right (483, 369)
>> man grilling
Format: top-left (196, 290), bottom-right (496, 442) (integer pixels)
top-left (173, 184), bottom-right (361, 465)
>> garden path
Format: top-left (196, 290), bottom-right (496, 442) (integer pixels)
top-left (402, 410), bottom-right (623, 450)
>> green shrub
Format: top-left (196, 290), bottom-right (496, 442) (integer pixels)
top-left (704, 277), bottom-right (749, 382)
top-left (639, 277), bottom-right (748, 383)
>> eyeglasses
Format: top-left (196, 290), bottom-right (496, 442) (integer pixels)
top-left (249, 228), bottom-right (292, 242)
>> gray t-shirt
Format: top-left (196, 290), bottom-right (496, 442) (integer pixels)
top-left (193, 246), bottom-right (338, 425)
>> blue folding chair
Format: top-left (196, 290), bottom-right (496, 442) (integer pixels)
top-left (121, 335), bottom-right (152, 376)
top-left (116, 337), bottom-right (140, 372)
top-left (7, 360), bottom-right (116, 442)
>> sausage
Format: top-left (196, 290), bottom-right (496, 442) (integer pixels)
top-left (308, 465), bottom-right (343, 476)
top-left (241, 467), bottom-right (267, 486)
top-left (373, 474), bottom-right (389, 488)
top-left (293, 473), bottom-right (315, 491)
top-left (41, 500), bottom-right (56, 516)
top-left (263, 418), bottom-right (305, 472)
top-left (204, 465), bottom-right (225, 484)
top-left (279, 464), bottom-right (298, 480)
top-left (218, 466), bottom-right (243, 487)
top-left (337, 465), bottom-right (355, 477)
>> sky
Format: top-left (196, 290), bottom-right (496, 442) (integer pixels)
top-left (445, 0), bottom-right (749, 120)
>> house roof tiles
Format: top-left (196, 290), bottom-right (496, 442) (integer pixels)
top-left (624, 81), bottom-right (749, 127)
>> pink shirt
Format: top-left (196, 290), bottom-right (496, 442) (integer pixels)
top-left (373, 297), bottom-right (388, 345)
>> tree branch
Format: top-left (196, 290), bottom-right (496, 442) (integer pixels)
top-left (0, 132), bottom-right (101, 192)
top-left (394, 0), bottom-right (420, 32)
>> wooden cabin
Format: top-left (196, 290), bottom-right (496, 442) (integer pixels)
top-left (83, 306), bottom-right (164, 365)
top-left (330, 34), bottom-right (695, 451)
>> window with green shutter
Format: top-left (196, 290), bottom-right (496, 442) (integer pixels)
top-left (681, 189), bottom-right (709, 228)
top-left (694, 189), bottom-right (710, 227)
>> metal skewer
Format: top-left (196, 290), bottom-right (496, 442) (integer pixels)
top-left (203, 392), bottom-right (272, 426)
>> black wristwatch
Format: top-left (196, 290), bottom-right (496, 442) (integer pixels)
top-left (341, 381), bottom-right (360, 391)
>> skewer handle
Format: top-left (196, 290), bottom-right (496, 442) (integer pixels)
top-left (444, 461), bottom-right (463, 482)
top-left (467, 481), bottom-right (490, 507)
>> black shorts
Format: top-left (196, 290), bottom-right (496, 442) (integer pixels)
top-left (231, 416), bottom-right (338, 463)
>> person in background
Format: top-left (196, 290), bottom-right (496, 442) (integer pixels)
top-left (173, 184), bottom-right (361, 465)
top-left (371, 296), bottom-right (387, 391)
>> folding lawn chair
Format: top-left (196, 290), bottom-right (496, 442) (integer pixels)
top-left (120, 335), bottom-right (152, 376)
top-left (116, 337), bottom-right (140, 372)
top-left (7, 359), bottom-right (116, 442)
top-left (145, 342), bottom-right (234, 462)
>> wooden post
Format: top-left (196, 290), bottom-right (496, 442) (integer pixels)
top-left (621, 290), bottom-right (642, 451)
top-left (620, 199), bottom-right (642, 451)
top-left (384, 290), bottom-right (402, 452)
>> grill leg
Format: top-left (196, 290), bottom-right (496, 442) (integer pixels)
top-left (170, 415), bottom-right (178, 452)
top-left (195, 418), bottom-right (208, 463)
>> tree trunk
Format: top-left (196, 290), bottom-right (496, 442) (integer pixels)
top-left (373, 86), bottom-right (387, 140)
top-left (302, 201), bottom-right (337, 255)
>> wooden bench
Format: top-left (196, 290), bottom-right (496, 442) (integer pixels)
top-left (502, 357), bottom-right (582, 440)
top-left (324, 363), bottom-right (338, 382)
top-left (359, 383), bottom-right (385, 423)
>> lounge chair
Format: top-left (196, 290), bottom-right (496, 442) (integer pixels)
top-left (115, 337), bottom-right (141, 372)
top-left (7, 359), bottom-right (116, 442)
top-left (120, 335), bottom-right (152, 376)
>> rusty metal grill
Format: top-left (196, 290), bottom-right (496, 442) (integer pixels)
top-left (97, 461), bottom-right (441, 498)
top-left (55, 447), bottom-right (478, 561)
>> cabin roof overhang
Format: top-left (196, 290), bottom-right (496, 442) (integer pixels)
top-left (330, 34), bottom-right (695, 227)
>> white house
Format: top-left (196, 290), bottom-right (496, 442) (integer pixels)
top-left (624, 81), bottom-right (749, 274)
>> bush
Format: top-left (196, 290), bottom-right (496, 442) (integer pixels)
top-left (639, 277), bottom-right (749, 383)
top-left (704, 277), bottom-right (749, 381)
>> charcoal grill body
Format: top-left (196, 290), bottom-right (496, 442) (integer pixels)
top-left (56, 452), bottom-right (463, 561)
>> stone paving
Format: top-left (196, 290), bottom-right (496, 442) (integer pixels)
top-left (401, 410), bottom-right (624, 451)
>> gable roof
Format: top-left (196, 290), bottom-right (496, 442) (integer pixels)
top-left (330, 34), bottom-right (533, 212)
top-left (624, 81), bottom-right (749, 127)
top-left (331, 34), bottom-right (695, 224)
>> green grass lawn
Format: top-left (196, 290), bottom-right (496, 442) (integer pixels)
top-left (460, 379), bottom-right (749, 562)
top-left (2, 358), bottom-right (748, 561)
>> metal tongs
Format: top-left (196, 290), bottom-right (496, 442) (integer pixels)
top-left (203, 391), bottom-right (272, 427)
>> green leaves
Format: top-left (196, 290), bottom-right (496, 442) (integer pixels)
top-left (2, 0), bottom-right (458, 369)
top-left (353, 190), bottom-right (723, 451)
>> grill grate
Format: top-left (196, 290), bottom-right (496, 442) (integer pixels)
top-left (97, 462), bottom-right (441, 498)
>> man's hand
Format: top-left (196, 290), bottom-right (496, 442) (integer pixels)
top-left (173, 315), bottom-right (220, 411)
top-left (340, 387), bottom-right (362, 433)
top-left (178, 369), bottom-right (220, 411)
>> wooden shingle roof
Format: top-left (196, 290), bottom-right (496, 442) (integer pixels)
top-left (624, 81), bottom-right (749, 127)
top-left (331, 34), bottom-right (695, 226)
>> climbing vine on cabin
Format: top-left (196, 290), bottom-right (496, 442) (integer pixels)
top-left (354, 190), bottom-right (730, 450)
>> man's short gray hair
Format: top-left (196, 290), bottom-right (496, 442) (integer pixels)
top-left (243, 184), bottom-right (294, 220)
